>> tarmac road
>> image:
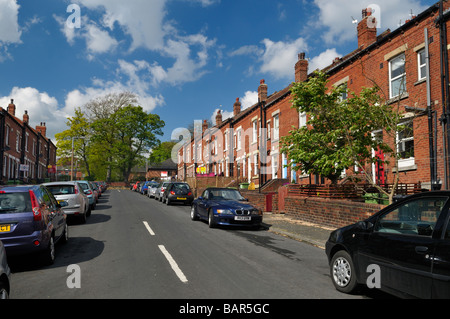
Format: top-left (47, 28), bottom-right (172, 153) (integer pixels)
top-left (9, 188), bottom-right (376, 302)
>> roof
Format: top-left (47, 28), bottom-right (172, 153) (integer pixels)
top-left (147, 159), bottom-right (177, 171)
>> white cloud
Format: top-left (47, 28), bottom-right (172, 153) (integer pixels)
top-left (309, 48), bottom-right (342, 72)
top-left (84, 24), bottom-right (118, 54)
top-left (74, 0), bottom-right (167, 52)
top-left (313, 0), bottom-right (428, 44)
top-left (0, 0), bottom-right (21, 44)
top-left (0, 87), bottom-right (69, 141)
top-left (259, 37), bottom-right (308, 80)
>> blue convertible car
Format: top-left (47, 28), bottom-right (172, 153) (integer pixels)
top-left (190, 187), bottom-right (263, 228)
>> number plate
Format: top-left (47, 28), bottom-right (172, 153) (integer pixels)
top-left (0, 225), bottom-right (10, 232)
top-left (177, 197), bottom-right (187, 200)
top-left (235, 216), bottom-right (251, 221)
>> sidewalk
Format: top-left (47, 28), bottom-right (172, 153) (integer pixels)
top-left (262, 213), bottom-right (336, 249)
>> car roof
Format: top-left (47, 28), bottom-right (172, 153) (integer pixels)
top-left (0, 185), bottom-right (40, 192)
top-left (43, 181), bottom-right (79, 185)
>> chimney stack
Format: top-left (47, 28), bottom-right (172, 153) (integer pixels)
top-left (233, 98), bottom-right (241, 116)
top-left (258, 79), bottom-right (268, 102)
top-left (357, 8), bottom-right (377, 48)
top-left (215, 110), bottom-right (222, 126)
top-left (36, 122), bottom-right (47, 137)
top-left (295, 52), bottom-right (308, 83)
top-left (23, 110), bottom-right (29, 124)
top-left (202, 119), bottom-right (208, 133)
top-left (7, 99), bottom-right (15, 116)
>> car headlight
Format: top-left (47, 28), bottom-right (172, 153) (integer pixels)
top-left (251, 209), bottom-right (262, 216)
top-left (216, 209), bottom-right (233, 215)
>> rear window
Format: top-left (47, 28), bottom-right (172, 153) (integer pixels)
top-left (0, 192), bottom-right (32, 213)
top-left (78, 183), bottom-right (89, 191)
top-left (46, 185), bottom-right (75, 195)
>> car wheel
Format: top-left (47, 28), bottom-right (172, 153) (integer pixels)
top-left (190, 205), bottom-right (198, 221)
top-left (208, 210), bottom-right (216, 228)
top-left (61, 224), bottom-right (69, 244)
top-left (42, 236), bottom-right (55, 265)
top-left (330, 250), bottom-right (358, 293)
top-left (0, 282), bottom-right (9, 299)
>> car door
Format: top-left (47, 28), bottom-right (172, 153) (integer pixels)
top-left (431, 210), bottom-right (450, 298)
top-left (42, 186), bottom-right (64, 238)
top-left (357, 195), bottom-right (449, 299)
top-left (197, 190), bottom-right (210, 218)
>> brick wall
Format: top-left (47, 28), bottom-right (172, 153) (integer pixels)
top-left (283, 196), bottom-right (384, 229)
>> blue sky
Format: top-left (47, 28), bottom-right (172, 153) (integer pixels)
top-left (0, 0), bottom-right (437, 144)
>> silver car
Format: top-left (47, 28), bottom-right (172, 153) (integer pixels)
top-left (43, 181), bottom-right (90, 223)
top-left (77, 180), bottom-right (96, 211)
top-left (155, 182), bottom-right (170, 201)
top-left (147, 183), bottom-right (160, 198)
top-left (0, 241), bottom-right (11, 299)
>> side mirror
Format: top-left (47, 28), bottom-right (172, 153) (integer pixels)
top-left (357, 221), bottom-right (373, 231)
top-left (198, 196), bottom-right (203, 201)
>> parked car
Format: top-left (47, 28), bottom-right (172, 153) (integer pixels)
top-left (190, 187), bottom-right (263, 228)
top-left (155, 182), bottom-right (170, 202)
top-left (162, 182), bottom-right (194, 205)
top-left (140, 181), bottom-right (153, 195)
top-left (147, 183), bottom-right (160, 198)
top-left (0, 185), bottom-right (68, 265)
top-left (43, 181), bottom-right (90, 223)
top-left (325, 190), bottom-right (450, 299)
top-left (77, 180), bottom-right (96, 211)
top-left (0, 240), bottom-right (10, 299)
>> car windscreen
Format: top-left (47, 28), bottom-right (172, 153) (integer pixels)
top-left (210, 189), bottom-right (245, 201)
top-left (46, 185), bottom-right (75, 195)
top-left (0, 192), bottom-right (32, 213)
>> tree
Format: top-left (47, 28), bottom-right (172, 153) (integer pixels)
top-left (111, 105), bottom-right (164, 182)
top-left (55, 108), bottom-right (93, 179)
top-left (281, 71), bottom-right (402, 196)
top-left (149, 141), bottom-right (178, 164)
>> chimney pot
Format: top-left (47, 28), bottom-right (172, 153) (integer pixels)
top-left (233, 98), bottom-right (241, 116)
top-left (295, 52), bottom-right (308, 83)
top-left (258, 79), bottom-right (268, 102)
top-left (215, 110), bottom-right (223, 126)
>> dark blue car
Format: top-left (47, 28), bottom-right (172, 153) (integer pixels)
top-left (190, 187), bottom-right (263, 229)
top-left (0, 185), bottom-right (68, 265)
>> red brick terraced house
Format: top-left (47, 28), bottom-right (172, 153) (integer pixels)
top-left (0, 99), bottom-right (57, 184)
top-left (178, 1), bottom-right (450, 191)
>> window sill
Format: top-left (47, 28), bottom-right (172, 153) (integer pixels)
top-left (387, 92), bottom-right (409, 104)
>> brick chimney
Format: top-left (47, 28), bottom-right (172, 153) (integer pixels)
top-left (233, 98), bottom-right (241, 116)
top-left (357, 8), bottom-right (377, 48)
top-left (202, 119), bottom-right (208, 133)
top-left (23, 110), bottom-right (29, 124)
top-left (7, 99), bottom-right (15, 116)
top-left (215, 110), bottom-right (222, 126)
top-left (295, 52), bottom-right (308, 83)
top-left (36, 122), bottom-right (47, 137)
top-left (258, 79), bottom-right (268, 102)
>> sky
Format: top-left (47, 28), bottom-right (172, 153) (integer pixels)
top-left (0, 0), bottom-right (438, 145)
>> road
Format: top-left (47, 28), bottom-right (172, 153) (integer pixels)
top-left (8, 188), bottom-right (368, 302)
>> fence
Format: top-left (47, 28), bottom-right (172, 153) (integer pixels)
top-left (286, 183), bottom-right (424, 201)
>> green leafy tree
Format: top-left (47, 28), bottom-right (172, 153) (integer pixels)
top-left (112, 105), bottom-right (165, 182)
top-left (149, 141), bottom-right (178, 164)
top-left (55, 108), bottom-right (93, 178)
top-left (282, 71), bottom-right (402, 197)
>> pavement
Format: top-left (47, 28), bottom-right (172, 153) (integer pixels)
top-left (262, 213), bottom-right (335, 249)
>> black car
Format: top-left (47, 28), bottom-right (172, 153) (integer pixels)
top-left (190, 187), bottom-right (262, 228)
top-left (325, 191), bottom-right (450, 299)
top-left (162, 182), bottom-right (194, 205)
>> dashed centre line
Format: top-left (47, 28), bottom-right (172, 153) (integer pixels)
top-left (143, 221), bottom-right (188, 283)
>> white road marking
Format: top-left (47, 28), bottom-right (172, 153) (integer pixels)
top-left (143, 221), bottom-right (155, 236)
top-left (158, 245), bottom-right (188, 283)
